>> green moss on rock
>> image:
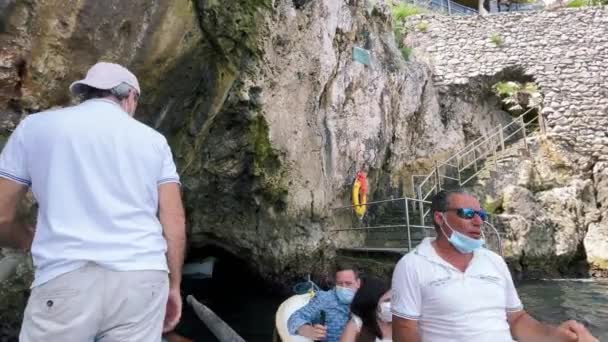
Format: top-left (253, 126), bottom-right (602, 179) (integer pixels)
top-left (483, 195), bottom-right (503, 214)
top-left (0, 257), bottom-right (33, 338)
top-left (248, 115), bottom-right (288, 207)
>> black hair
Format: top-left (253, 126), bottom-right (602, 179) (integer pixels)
top-left (430, 189), bottom-right (468, 229)
top-left (350, 277), bottom-right (390, 342)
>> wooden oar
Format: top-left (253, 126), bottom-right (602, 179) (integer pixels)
top-left (186, 295), bottom-right (246, 342)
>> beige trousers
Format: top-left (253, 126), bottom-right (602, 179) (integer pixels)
top-left (20, 262), bottom-right (169, 342)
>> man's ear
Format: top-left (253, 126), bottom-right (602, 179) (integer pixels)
top-left (433, 211), bottom-right (444, 228)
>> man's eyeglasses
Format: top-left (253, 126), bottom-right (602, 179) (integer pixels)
top-left (444, 208), bottom-right (487, 221)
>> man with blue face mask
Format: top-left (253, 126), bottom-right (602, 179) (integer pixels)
top-left (391, 190), bottom-right (598, 342)
top-left (288, 263), bottom-right (361, 341)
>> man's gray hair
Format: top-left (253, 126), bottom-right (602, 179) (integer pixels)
top-left (430, 189), bottom-right (470, 229)
top-left (78, 82), bottom-right (134, 102)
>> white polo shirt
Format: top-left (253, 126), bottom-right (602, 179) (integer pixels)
top-left (0, 99), bottom-right (180, 287)
top-left (392, 238), bottom-right (523, 342)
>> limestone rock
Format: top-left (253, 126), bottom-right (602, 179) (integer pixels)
top-left (471, 138), bottom-right (601, 277)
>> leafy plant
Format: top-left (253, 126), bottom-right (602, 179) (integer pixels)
top-left (566, 0), bottom-right (607, 6)
top-left (415, 22), bottom-right (429, 32)
top-left (391, 3), bottom-right (425, 21)
top-left (390, 3), bottom-right (424, 62)
top-left (566, 0), bottom-right (587, 6)
top-left (493, 81), bottom-right (542, 112)
top-left (493, 81), bottom-right (520, 97)
top-left (400, 46), bottom-right (413, 60)
top-left (490, 33), bottom-right (503, 46)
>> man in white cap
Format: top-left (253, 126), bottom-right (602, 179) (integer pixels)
top-left (0, 62), bottom-right (186, 341)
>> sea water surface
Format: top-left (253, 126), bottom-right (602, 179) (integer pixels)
top-left (517, 279), bottom-right (608, 341)
top-left (179, 278), bottom-right (608, 341)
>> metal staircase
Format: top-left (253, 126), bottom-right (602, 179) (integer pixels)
top-left (333, 108), bottom-right (545, 256)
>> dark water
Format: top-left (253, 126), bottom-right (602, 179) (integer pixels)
top-left (176, 278), bottom-right (608, 342)
top-left (517, 279), bottom-right (608, 341)
top-left (186, 280), bottom-right (608, 342)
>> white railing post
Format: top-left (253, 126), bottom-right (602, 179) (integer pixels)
top-left (456, 152), bottom-right (462, 186)
top-left (492, 138), bottom-right (498, 171)
top-left (434, 160), bottom-right (441, 192)
top-left (538, 109), bottom-right (546, 135)
top-left (404, 198), bottom-right (412, 250)
top-left (417, 186), bottom-right (424, 226)
top-left (411, 175), bottom-right (416, 198)
top-left (520, 116), bottom-right (528, 152)
top-left (473, 148), bottom-right (478, 173)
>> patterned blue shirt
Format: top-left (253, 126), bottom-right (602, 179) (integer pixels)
top-left (287, 289), bottom-right (350, 342)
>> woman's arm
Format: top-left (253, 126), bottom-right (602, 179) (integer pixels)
top-left (340, 320), bottom-right (360, 342)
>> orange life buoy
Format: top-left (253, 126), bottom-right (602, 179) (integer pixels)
top-left (352, 171), bottom-right (368, 219)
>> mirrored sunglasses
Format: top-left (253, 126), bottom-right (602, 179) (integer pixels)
top-left (445, 208), bottom-right (487, 221)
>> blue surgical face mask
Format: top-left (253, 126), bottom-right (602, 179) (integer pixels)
top-left (439, 213), bottom-right (484, 254)
top-left (335, 286), bottom-right (356, 304)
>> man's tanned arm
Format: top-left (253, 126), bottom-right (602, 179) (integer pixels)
top-left (0, 178), bottom-right (32, 251)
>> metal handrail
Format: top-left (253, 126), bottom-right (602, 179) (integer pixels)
top-left (414, 108), bottom-right (542, 231)
top-left (404, 0), bottom-right (478, 15)
top-left (331, 109), bottom-right (543, 256)
top-left (331, 196), bottom-right (505, 255)
top-left (416, 108), bottom-right (538, 198)
top-left (457, 108), bottom-right (534, 158)
top-left (483, 221), bottom-right (504, 256)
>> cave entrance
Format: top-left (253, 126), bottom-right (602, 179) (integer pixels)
top-left (166, 245), bottom-right (286, 342)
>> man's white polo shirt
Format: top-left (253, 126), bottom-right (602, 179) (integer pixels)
top-left (392, 237), bottom-right (523, 342)
top-left (0, 99), bottom-right (180, 287)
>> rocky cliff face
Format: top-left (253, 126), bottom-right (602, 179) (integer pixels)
top-left (468, 137), bottom-right (602, 278)
top-left (0, 0), bottom-right (514, 283)
top-left (2, 0), bottom-right (606, 336)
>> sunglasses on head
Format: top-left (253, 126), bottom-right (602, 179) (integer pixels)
top-left (444, 208), bottom-right (487, 221)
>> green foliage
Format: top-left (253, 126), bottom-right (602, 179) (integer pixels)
top-left (483, 196), bottom-right (504, 215)
top-left (493, 81), bottom-right (520, 97)
top-left (493, 81), bottom-right (542, 112)
top-left (390, 3), bottom-right (424, 61)
top-left (400, 46), bottom-right (413, 60)
top-left (490, 33), bottom-right (503, 46)
top-left (566, 0), bottom-right (607, 6)
top-left (566, 0), bottom-right (587, 6)
top-left (415, 21), bottom-right (429, 32)
top-left (391, 3), bottom-right (425, 21)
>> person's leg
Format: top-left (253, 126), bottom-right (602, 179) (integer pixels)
top-left (97, 269), bottom-right (169, 342)
top-left (19, 263), bottom-right (103, 342)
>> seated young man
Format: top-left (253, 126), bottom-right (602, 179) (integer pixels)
top-left (288, 263), bottom-right (361, 342)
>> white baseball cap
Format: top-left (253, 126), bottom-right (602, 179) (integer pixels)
top-left (70, 62), bottom-right (141, 95)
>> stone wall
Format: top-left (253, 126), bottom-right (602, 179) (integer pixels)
top-left (406, 7), bottom-right (608, 169)
top-left (406, 7), bottom-right (608, 274)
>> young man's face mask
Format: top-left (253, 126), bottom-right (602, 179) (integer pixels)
top-left (335, 286), bottom-right (356, 304)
